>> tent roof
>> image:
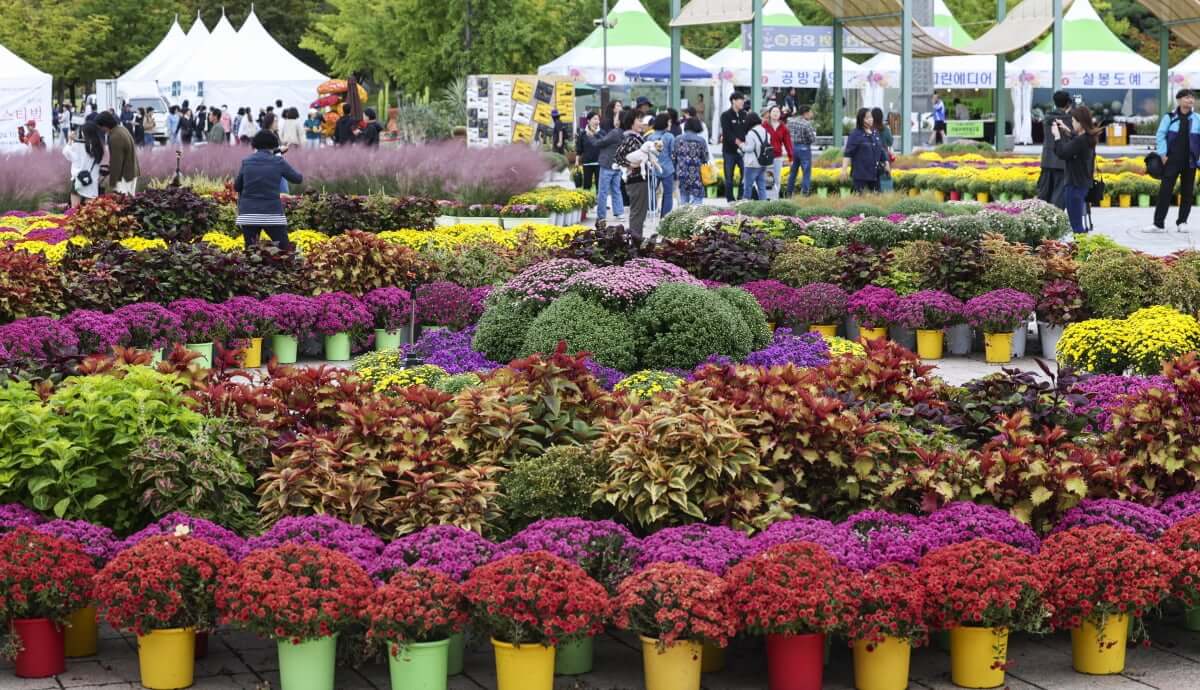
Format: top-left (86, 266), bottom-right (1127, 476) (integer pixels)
top-left (120, 17), bottom-right (185, 82)
top-left (933, 0), bottom-right (973, 50)
top-left (625, 57), bottom-right (712, 81)
top-left (232, 10), bottom-right (326, 81)
top-left (0, 40), bottom-right (50, 81)
top-left (538, 0), bottom-right (713, 84)
top-left (853, 0), bottom-right (996, 88)
top-left (722, 0), bottom-right (802, 50)
top-left (1025, 0), bottom-right (1133, 54)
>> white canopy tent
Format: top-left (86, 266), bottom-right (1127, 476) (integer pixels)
top-left (119, 17), bottom-right (185, 86)
top-left (118, 14), bottom-right (211, 102)
top-left (1170, 50), bottom-right (1200, 90)
top-left (538, 0), bottom-right (714, 86)
top-left (0, 42), bottom-right (52, 150)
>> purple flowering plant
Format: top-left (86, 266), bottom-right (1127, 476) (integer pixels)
top-left (362, 287), bottom-right (413, 332)
top-left (750, 516), bottom-right (865, 568)
top-left (495, 517), bottom-right (640, 592)
top-left (740, 280), bottom-right (798, 323)
top-left (501, 258), bottom-right (593, 304)
top-left (262, 294), bottom-right (319, 337)
top-left (247, 514), bottom-right (384, 569)
top-left (744, 328), bottom-right (830, 368)
top-left (1050, 498), bottom-right (1171, 540)
top-left (415, 281), bottom-right (474, 329)
top-left (635, 524), bottom-right (753, 575)
top-left (468, 286), bottom-right (493, 322)
top-left (1072, 374), bottom-right (1171, 431)
top-left (963, 289), bottom-right (1034, 333)
top-left (789, 282), bottom-right (849, 325)
top-left (0, 317), bottom-right (79, 363)
top-left (0, 503), bottom-right (45, 532)
top-left (35, 519), bottom-right (119, 565)
top-left (60, 309), bottom-right (130, 355)
top-left (311, 292), bottom-right (373, 337)
top-left (847, 285), bottom-right (900, 329)
top-left (896, 290), bottom-right (964, 330)
top-left (221, 296), bottom-right (274, 340)
top-left (841, 510), bottom-right (927, 571)
top-left (1160, 492), bottom-right (1200, 523)
top-left (915, 502), bottom-right (1040, 554)
top-left (121, 513), bottom-right (247, 560)
top-left (169, 298), bottom-right (231, 343)
top-left (412, 326), bottom-right (499, 374)
top-left (371, 524), bottom-right (496, 582)
top-left (113, 302), bottom-right (184, 349)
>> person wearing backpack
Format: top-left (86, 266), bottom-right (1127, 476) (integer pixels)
top-left (841, 108), bottom-right (887, 193)
top-left (1151, 89), bottom-right (1200, 233)
top-left (763, 105), bottom-right (792, 199)
top-left (740, 111), bottom-right (771, 200)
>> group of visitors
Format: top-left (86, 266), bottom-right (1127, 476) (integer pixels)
top-left (62, 112), bottom-right (140, 207)
top-left (1035, 89), bottom-right (1103, 234)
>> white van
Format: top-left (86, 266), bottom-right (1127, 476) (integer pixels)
top-left (127, 96), bottom-right (171, 144)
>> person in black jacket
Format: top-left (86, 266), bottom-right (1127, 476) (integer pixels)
top-left (235, 130), bottom-right (304, 250)
top-left (720, 91), bottom-right (748, 202)
top-left (358, 108), bottom-right (383, 147)
top-left (576, 111), bottom-right (601, 191)
top-left (841, 108), bottom-right (887, 193)
top-left (1037, 90), bottom-right (1072, 209)
top-left (334, 105), bottom-right (357, 146)
top-left (1051, 105), bottom-right (1100, 234)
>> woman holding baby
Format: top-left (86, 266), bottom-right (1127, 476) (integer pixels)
top-left (614, 110), bottom-right (651, 238)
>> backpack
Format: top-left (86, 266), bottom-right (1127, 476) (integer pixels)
top-left (753, 128), bottom-right (775, 167)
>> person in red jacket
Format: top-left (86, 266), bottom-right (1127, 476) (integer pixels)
top-left (762, 105), bottom-right (793, 199)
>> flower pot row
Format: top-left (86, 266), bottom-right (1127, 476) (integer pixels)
top-left (813, 321), bottom-right (1040, 365)
top-left (434, 211), bottom-right (581, 228)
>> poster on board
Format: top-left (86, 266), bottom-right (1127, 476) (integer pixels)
top-left (467, 74), bottom-right (576, 148)
top-left (0, 79), bottom-right (51, 150)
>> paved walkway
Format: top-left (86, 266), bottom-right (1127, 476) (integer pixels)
top-left (9, 618), bottom-right (1200, 689)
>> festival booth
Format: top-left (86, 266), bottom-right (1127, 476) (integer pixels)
top-left (1006, 0), bottom-right (1160, 143)
top-left (625, 57), bottom-right (713, 83)
top-left (537, 0), bottom-right (714, 87)
top-left (0, 41), bottom-right (52, 150)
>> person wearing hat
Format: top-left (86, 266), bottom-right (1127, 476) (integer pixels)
top-left (1152, 89), bottom-right (1200, 233)
top-left (550, 109), bottom-right (569, 155)
top-left (720, 91), bottom-right (749, 202)
top-left (635, 97), bottom-right (653, 116)
top-left (18, 120), bottom-right (45, 149)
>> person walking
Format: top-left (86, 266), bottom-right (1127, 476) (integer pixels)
top-left (63, 122), bottom-right (103, 207)
top-left (358, 108), bottom-right (383, 147)
top-left (60, 103), bottom-right (73, 142)
top-left (235, 130), bottom-right (304, 251)
top-left (550, 110), bottom-right (569, 155)
top-left (675, 116), bottom-right (710, 206)
top-left (721, 91), bottom-right (748, 202)
top-left (1038, 90), bottom-right (1072, 209)
top-left (785, 105), bottom-right (816, 197)
top-left (279, 107), bottom-right (305, 149)
top-left (740, 112), bottom-right (770, 200)
top-left (133, 108), bottom-right (145, 147)
top-left (1052, 106), bottom-right (1100, 234)
top-left (576, 111), bottom-right (601, 192)
top-left (763, 105), bottom-right (792, 200)
top-left (872, 107), bottom-right (895, 192)
top-left (842, 108), bottom-right (887, 193)
top-left (220, 106), bottom-right (232, 143)
top-left (931, 93), bottom-right (947, 145)
top-left (615, 111), bottom-right (650, 237)
top-left (96, 111), bottom-right (139, 194)
top-left (167, 106), bottom-right (181, 146)
top-left (594, 113), bottom-right (627, 221)
top-left (1152, 89), bottom-right (1200, 233)
top-left (239, 109), bottom-right (258, 144)
top-left (646, 112), bottom-right (676, 215)
top-left (206, 110), bottom-right (226, 145)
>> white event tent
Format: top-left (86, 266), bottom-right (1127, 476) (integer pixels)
top-left (0, 42), bottom-right (52, 150)
top-left (117, 14), bottom-right (209, 103)
top-left (538, 0), bottom-right (714, 86)
top-left (1170, 50), bottom-right (1200, 91)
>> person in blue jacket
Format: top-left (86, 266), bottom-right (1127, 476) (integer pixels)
top-left (234, 130), bottom-right (304, 251)
top-left (841, 108), bottom-right (888, 193)
top-left (1153, 89), bottom-right (1200, 233)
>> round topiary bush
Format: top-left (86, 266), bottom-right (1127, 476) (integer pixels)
top-left (770, 242), bottom-right (842, 286)
top-left (888, 198), bottom-right (941, 215)
top-left (521, 293), bottom-right (639, 371)
top-left (633, 283), bottom-right (755, 370)
top-left (473, 294), bottom-right (542, 364)
top-left (713, 286), bottom-right (771, 350)
top-left (1078, 249), bottom-right (1165, 319)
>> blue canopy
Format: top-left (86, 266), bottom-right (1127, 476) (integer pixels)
top-left (624, 57), bottom-right (712, 82)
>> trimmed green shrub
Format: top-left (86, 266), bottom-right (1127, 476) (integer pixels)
top-left (656, 205), bottom-right (714, 239)
top-left (1078, 249), bottom-right (1165, 318)
top-left (888, 198), bottom-right (942, 215)
top-left (473, 294), bottom-right (542, 364)
top-left (714, 286), bottom-right (772, 350)
top-left (837, 203), bottom-right (886, 218)
top-left (734, 200), bottom-right (804, 217)
top-left (521, 294), bottom-right (639, 371)
top-left (633, 283), bottom-right (754, 369)
top-left (1158, 251), bottom-right (1200, 316)
top-left (770, 242), bottom-right (842, 286)
top-left (500, 445), bottom-right (608, 528)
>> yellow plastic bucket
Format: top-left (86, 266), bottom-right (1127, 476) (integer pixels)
top-left (64, 606), bottom-right (98, 657)
top-left (859, 327), bottom-right (888, 342)
top-left (1071, 614), bottom-right (1128, 675)
top-left (950, 626), bottom-right (1009, 688)
top-left (809, 324), bottom-right (838, 339)
top-left (700, 641), bottom-right (725, 672)
top-left (852, 636), bottom-right (910, 690)
top-left (492, 639), bottom-right (554, 690)
top-left (984, 332), bottom-right (1012, 364)
top-left (1119, 194), bottom-right (1132, 208)
top-left (916, 329), bottom-right (944, 359)
top-left (137, 627), bottom-right (195, 690)
top-left (976, 192), bottom-right (989, 203)
top-left (934, 191), bottom-right (946, 202)
top-left (241, 337), bottom-right (263, 368)
top-left (640, 636), bottom-right (702, 690)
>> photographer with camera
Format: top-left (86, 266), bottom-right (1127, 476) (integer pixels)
top-left (62, 122), bottom-right (104, 207)
top-left (1037, 90), bottom-right (1072, 209)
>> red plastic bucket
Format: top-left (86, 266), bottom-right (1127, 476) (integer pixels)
top-left (12, 618), bottom-right (65, 678)
top-left (767, 632), bottom-right (825, 690)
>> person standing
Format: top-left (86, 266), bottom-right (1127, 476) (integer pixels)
top-left (785, 105), bottom-right (816, 197)
top-left (741, 112), bottom-right (769, 200)
top-left (695, 94), bottom-right (707, 126)
top-left (1152, 89), bottom-right (1200, 233)
top-left (550, 110), bottom-right (569, 155)
top-left (931, 93), bottom-right (947, 145)
top-left (96, 111), bottom-right (139, 194)
top-left (63, 122), bottom-right (103, 207)
top-left (615, 111), bottom-right (650, 237)
top-left (143, 107), bottom-right (156, 146)
top-left (303, 109), bottom-right (323, 148)
top-left (1052, 106), bottom-right (1100, 234)
top-left (1038, 90), bottom-right (1072, 209)
top-left (600, 100), bottom-right (623, 133)
top-left (872, 107), bottom-right (895, 192)
top-left (667, 108), bottom-right (682, 137)
top-left (179, 107), bottom-right (195, 145)
top-left (954, 98), bottom-right (970, 121)
top-left (18, 120), bottom-right (45, 149)
top-left (133, 108), bottom-right (145, 146)
top-left (842, 108), bottom-right (887, 193)
top-left (206, 110), bottom-right (226, 145)
top-left (60, 103), bottom-right (73, 142)
top-left (239, 108), bottom-right (258, 144)
top-left (721, 91), bottom-right (748, 202)
top-left (334, 105), bottom-right (357, 145)
top-left (646, 112), bottom-right (676, 215)
top-left (763, 105), bottom-right (792, 200)
top-left (235, 130), bottom-right (304, 251)
top-left (675, 116), bottom-right (710, 205)
top-left (279, 107), bottom-right (305, 149)
top-left (220, 106), bottom-right (232, 143)
top-left (167, 106), bottom-right (181, 145)
top-left (358, 108), bottom-right (383, 147)
top-left (594, 114), bottom-right (627, 221)
top-left (576, 111), bottom-right (601, 192)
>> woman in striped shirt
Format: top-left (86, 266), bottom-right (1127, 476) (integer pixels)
top-left (234, 130), bottom-right (304, 251)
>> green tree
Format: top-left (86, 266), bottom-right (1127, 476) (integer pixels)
top-left (0, 0), bottom-right (113, 95)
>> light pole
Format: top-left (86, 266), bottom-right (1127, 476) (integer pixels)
top-left (596, 1), bottom-right (616, 113)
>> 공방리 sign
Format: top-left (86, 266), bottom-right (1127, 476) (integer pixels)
top-left (946, 120), bottom-right (984, 138)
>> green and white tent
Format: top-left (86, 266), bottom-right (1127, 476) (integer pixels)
top-left (1006, 0), bottom-right (1159, 91)
top-left (538, 0), bottom-right (713, 86)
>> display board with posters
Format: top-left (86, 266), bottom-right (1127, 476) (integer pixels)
top-left (467, 74), bottom-right (575, 148)
top-left (0, 79), bottom-right (51, 150)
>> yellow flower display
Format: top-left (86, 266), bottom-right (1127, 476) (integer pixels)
top-left (508, 188), bottom-right (595, 213)
top-left (614, 370), bottom-right (684, 400)
top-left (1058, 307), bottom-right (1200, 375)
top-left (378, 223), bottom-right (585, 251)
top-left (201, 232), bottom-right (244, 252)
top-left (825, 335), bottom-right (866, 358)
top-left (0, 231), bottom-right (22, 242)
top-left (118, 237), bottom-right (168, 252)
top-left (288, 230), bottom-right (331, 252)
